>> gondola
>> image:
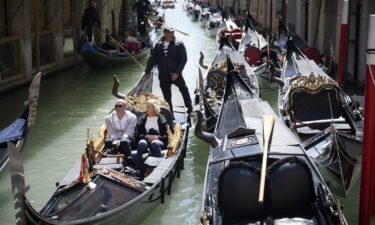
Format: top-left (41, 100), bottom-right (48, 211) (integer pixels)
top-left (278, 39), bottom-right (363, 196)
top-left (278, 19), bottom-right (336, 76)
top-left (238, 14), bottom-right (268, 67)
top-left (195, 63), bottom-right (347, 225)
top-left (196, 36), bottom-right (259, 132)
top-left (198, 8), bottom-right (211, 28)
top-left (206, 13), bottom-right (222, 38)
top-left (215, 19), bottom-right (242, 50)
top-left (79, 28), bottom-right (157, 70)
top-left (0, 72), bottom-right (41, 173)
top-left (13, 72), bottom-right (190, 225)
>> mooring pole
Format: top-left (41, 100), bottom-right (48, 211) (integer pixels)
top-left (359, 14), bottom-right (375, 225)
top-left (337, 0), bottom-right (349, 86)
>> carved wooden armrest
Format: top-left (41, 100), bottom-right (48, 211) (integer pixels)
top-left (93, 149), bottom-right (125, 163)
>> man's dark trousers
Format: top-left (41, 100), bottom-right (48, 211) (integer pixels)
top-left (159, 74), bottom-right (192, 115)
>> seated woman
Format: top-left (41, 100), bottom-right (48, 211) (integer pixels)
top-left (133, 99), bottom-right (169, 178)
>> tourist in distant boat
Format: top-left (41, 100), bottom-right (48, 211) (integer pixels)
top-left (101, 29), bottom-right (117, 51)
top-left (81, 0), bottom-right (101, 42)
top-left (144, 26), bottom-right (193, 116)
top-left (133, 0), bottom-right (151, 36)
top-left (133, 99), bottom-right (169, 178)
top-left (105, 99), bottom-right (137, 166)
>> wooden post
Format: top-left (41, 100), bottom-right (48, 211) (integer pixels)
top-left (337, 0), bottom-right (349, 86)
top-left (111, 9), bottom-right (116, 36)
top-left (256, 0), bottom-right (260, 22)
top-left (359, 15), bottom-right (375, 225)
top-left (269, 0), bottom-right (273, 33)
top-left (282, 0), bottom-right (287, 25)
top-left (71, 0), bottom-right (78, 67)
top-left (353, 2), bottom-right (361, 88)
top-left (313, 0), bottom-right (323, 47)
top-left (35, 12), bottom-right (41, 72)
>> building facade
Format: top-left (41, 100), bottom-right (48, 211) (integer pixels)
top-left (0, 0), bottom-right (137, 93)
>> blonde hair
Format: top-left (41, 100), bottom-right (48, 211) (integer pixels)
top-left (146, 99), bottom-right (160, 115)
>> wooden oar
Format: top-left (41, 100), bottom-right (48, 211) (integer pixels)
top-left (97, 26), bottom-right (145, 70)
top-left (258, 115), bottom-right (275, 203)
top-left (145, 16), bottom-right (190, 36)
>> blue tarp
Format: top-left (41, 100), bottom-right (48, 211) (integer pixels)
top-left (83, 42), bottom-right (97, 53)
top-left (0, 118), bottom-right (28, 144)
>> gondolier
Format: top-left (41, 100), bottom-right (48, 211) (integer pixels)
top-left (81, 0), bottom-right (101, 42)
top-left (133, 0), bottom-right (150, 36)
top-left (144, 26), bottom-right (193, 116)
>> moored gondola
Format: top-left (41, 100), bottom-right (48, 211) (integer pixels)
top-left (0, 73), bottom-right (41, 173)
top-left (195, 63), bottom-right (347, 225)
top-left (278, 19), bottom-right (336, 76)
top-left (278, 38), bottom-right (363, 196)
top-left (198, 8), bottom-right (211, 28)
top-left (206, 13), bottom-right (222, 37)
top-left (215, 19), bottom-right (242, 50)
top-left (12, 72), bottom-right (190, 225)
top-left (238, 14), bottom-right (268, 67)
top-left (196, 36), bottom-right (259, 132)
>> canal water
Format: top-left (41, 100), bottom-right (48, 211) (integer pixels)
top-left (0, 1), bottom-right (360, 224)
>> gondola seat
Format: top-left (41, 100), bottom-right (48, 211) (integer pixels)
top-left (268, 157), bottom-right (315, 219)
top-left (217, 158), bottom-right (316, 223)
top-left (288, 86), bottom-right (341, 123)
top-left (244, 46), bottom-right (262, 66)
top-left (218, 162), bottom-right (265, 223)
top-left (207, 70), bottom-right (226, 97)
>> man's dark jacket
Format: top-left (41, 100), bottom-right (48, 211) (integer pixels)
top-left (81, 6), bottom-right (101, 29)
top-left (133, 0), bottom-right (150, 17)
top-left (145, 37), bottom-right (187, 80)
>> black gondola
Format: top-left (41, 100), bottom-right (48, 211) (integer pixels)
top-left (12, 72), bottom-right (190, 225)
top-left (238, 14), bottom-right (268, 67)
top-left (278, 19), bottom-right (336, 76)
top-left (196, 36), bottom-right (259, 132)
top-left (195, 62), bottom-right (347, 225)
top-left (278, 39), bottom-right (363, 196)
top-left (79, 28), bottom-right (157, 70)
top-left (0, 73), bottom-right (41, 173)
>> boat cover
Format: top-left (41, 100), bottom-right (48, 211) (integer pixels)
top-left (0, 118), bottom-right (27, 144)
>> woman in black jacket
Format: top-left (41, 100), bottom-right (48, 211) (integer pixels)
top-left (133, 99), bottom-right (168, 177)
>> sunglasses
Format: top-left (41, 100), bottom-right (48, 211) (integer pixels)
top-left (115, 105), bottom-right (123, 108)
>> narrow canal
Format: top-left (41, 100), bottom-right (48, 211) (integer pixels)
top-left (0, 1), bottom-right (360, 224)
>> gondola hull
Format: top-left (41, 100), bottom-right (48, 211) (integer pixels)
top-left (24, 143), bottom-right (188, 225)
top-left (278, 39), bottom-right (363, 196)
top-left (16, 73), bottom-right (191, 225)
top-left (196, 37), bottom-right (259, 133)
top-left (196, 71), bottom-right (347, 225)
top-left (81, 47), bottom-right (150, 70)
top-left (0, 73), bottom-right (41, 174)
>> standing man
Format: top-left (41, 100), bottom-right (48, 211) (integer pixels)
top-left (81, 0), bottom-right (101, 42)
top-left (144, 26), bottom-right (193, 116)
top-left (133, 0), bottom-right (150, 36)
top-left (105, 99), bottom-right (137, 166)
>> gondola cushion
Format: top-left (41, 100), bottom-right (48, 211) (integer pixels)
top-left (244, 46), bottom-right (262, 67)
top-left (268, 157), bottom-right (315, 219)
top-left (218, 162), bottom-right (265, 223)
